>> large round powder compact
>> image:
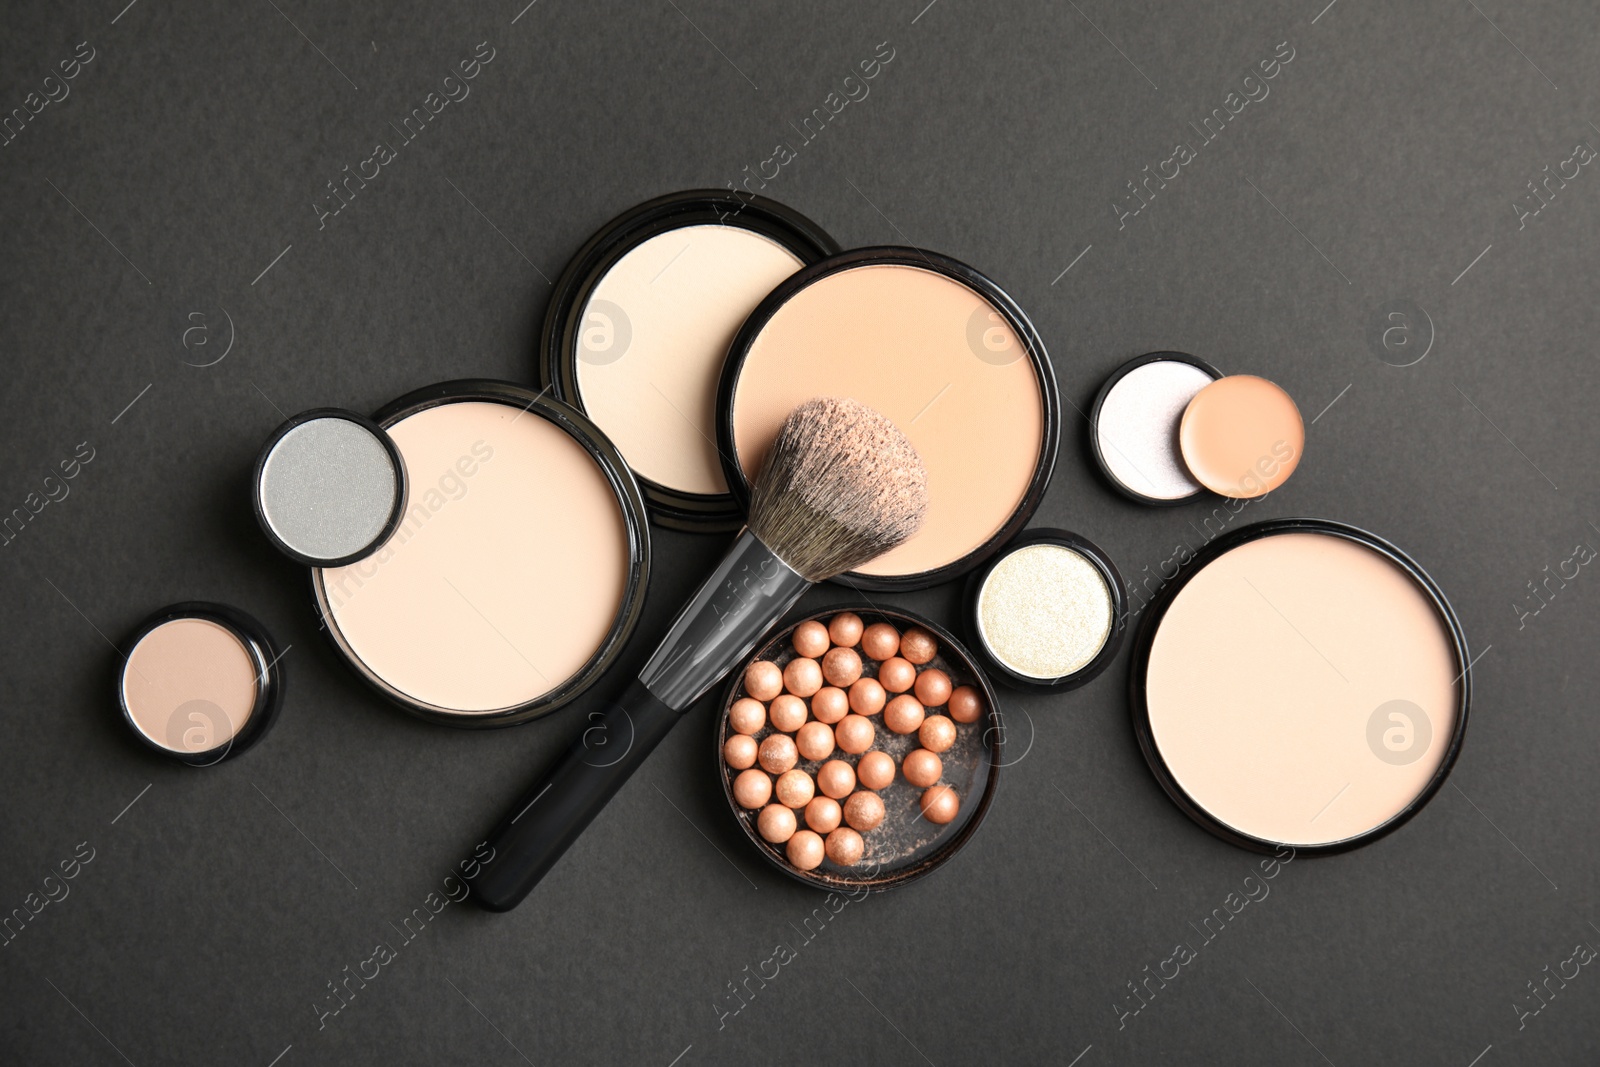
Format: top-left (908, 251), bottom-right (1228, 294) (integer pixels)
top-left (1130, 519), bottom-right (1470, 852)
top-left (718, 248), bottom-right (1060, 590)
top-left (964, 528), bottom-right (1126, 691)
top-left (118, 602), bottom-right (284, 766)
top-left (310, 380), bottom-right (650, 727)
top-left (542, 190), bottom-right (839, 530)
top-left (253, 408), bottom-right (408, 566)
top-left (1089, 352), bottom-right (1220, 505)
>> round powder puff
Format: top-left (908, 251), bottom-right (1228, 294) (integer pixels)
top-left (978, 542), bottom-right (1113, 680)
top-left (1179, 375), bottom-right (1303, 499)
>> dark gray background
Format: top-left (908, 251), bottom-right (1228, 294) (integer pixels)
top-left (2, 0), bottom-right (1595, 1063)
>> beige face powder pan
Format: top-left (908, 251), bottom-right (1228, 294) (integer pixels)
top-left (117, 602), bottom-right (283, 766)
top-left (717, 248), bottom-right (1060, 590)
top-left (1130, 519), bottom-right (1471, 852)
top-left (542, 191), bottom-right (839, 531)
top-left (310, 381), bottom-right (651, 727)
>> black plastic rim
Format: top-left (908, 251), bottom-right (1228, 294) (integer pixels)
top-left (541, 190), bottom-right (841, 532)
top-left (715, 603), bottom-right (1004, 893)
top-left (252, 407), bottom-right (409, 567)
top-left (309, 379), bottom-right (653, 729)
top-left (716, 247), bottom-right (1061, 590)
top-left (963, 528), bottom-right (1127, 692)
top-left (1087, 351), bottom-right (1222, 507)
top-left (1128, 518), bottom-right (1472, 855)
top-left (116, 601), bottom-right (284, 767)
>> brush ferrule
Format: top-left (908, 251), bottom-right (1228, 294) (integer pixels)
top-left (637, 529), bottom-right (811, 711)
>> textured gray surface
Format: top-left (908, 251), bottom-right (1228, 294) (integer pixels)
top-left (2, 1), bottom-right (1597, 1064)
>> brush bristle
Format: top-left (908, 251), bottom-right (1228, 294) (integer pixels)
top-left (747, 397), bottom-right (928, 583)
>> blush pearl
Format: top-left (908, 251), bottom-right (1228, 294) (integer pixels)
top-left (843, 790), bottom-right (886, 832)
top-left (860, 622), bottom-right (900, 660)
top-left (796, 721), bottom-right (835, 761)
top-left (877, 657), bottom-right (915, 694)
top-left (783, 657), bottom-right (823, 698)
top-left (759, 733), bottom-right (798, 774)
top-left (775, 769), bottom-right (815, 808)
top-left (921, 784), bottom-right (960, 824)
top-left (728, 697), bottom-right (765, 735)
top-left (786, 829), bottom-right (825, 870)
top-left (834, 714), bottom-right (875, 755)
top-left (919, 715), bottom-right (957, 754)
top-left (733, 769), bottom-right (772, 809)
top-left (821, 646), bottom-right (863, 687)
top-left (948, 685), bottom-right (982, 724)
top-left (856, 751), bottom-right (895, 791)
top-left (744, 660), bottom-right (783, 701)
top-left (825, 827), bottom-right (864, 866)
top-left (816, 760), bottom-right (856, 799)
top-left (913, 668), bottom-right (952, 707)
top-left (883, 694), bottom-right (926, 735)
top-left (723, 734), bottom-right (758, 770)
top-left (805, 796), bottom-right (842, 833)
top-left (848, 677), bottom-right (886, 716)
top-left (758, 804), bottom-right (796, 843)
top-left (899, 628), bottom-right (938, 665)
top-left (828, 612), bottom-right (864, 648)
top-left (769, 694), bottom-right (808, 733)
top-left (810, 686), bottom-right (849, 724)
top-left (902, 748), bottom-right (942, 788)
top-left (792, 620), bottom-right (829, 659)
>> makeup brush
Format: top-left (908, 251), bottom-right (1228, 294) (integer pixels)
top-left (471, 397), bottom-right (928, 910)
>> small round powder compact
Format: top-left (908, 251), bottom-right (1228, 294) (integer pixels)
top-left (253, 408), bottom-right (408, 566)
top-left (117, 602), bottom-right (284, 766)
top-left (1130, 518), bottom-right (1470, 852)
top-left (542, 190), bottom-right (839, 530)
top-left (310, 380), bottom-right (651, 727)
top-left (719, 248), bottom-right (1060, 590)
top-left (964, 528), bottom-right (1126, 691)
top-left (1090, 353), bottom-right (1304, 504)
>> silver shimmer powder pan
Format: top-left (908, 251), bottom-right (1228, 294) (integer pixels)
top-left (1089, 352), bottom-right (1221, 506)
top-left (253, 408), bottom-right (408, 567)
top-left (963, 528), bottom-right (1126, 691)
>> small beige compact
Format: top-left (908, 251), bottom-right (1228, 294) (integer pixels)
top-left (310, 380), bottom-right (651, 727)
top-left (1131, 519), bottom-right (1470, 852)
top-left (117, 602), bottom-right (283, 766)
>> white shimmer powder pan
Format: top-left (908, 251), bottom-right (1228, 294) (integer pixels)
top-left (1090, 352), bottom-right (1221, 505)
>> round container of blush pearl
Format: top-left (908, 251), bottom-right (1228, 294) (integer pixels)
top-left (717, 247), bottom-right (1060, 589)
top-left (541, 190), bottom-right (839, 531)
top-left (964, 528), bottom-right (1127, 691)
top-left (117, 602), bottom-right (284, 766)
top-left (716, 606), bottom-right (1003, 891)
top-left (1089, 352), bottom-right (1221, 506)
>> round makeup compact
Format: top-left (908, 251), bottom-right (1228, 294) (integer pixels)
top-left (253, 408), bottom-right (408, 566)
top-left (310, 380), bottom-right (651, 727)
top-left (118, 602), bottom-right (284, 766)
top-left (1090, 352), bottom-right (1220, 505)
top-left (542, 190), bottom-right (839, 531)
top-left (1130, 519), bottom-right (1470, 852)
top-left (1179, 375), bottom-right (1303, 499)
top-left (717, 606), bottom-right (1003, 891)
top-left (718, 248), bottom-right (1060, 590)
top-left (964, 528), bottom-right (1126, 691)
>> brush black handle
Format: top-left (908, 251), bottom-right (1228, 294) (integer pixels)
top-left (471, 678), bottom-right (680, 912)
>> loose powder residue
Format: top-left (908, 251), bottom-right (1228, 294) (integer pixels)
top-left (977, 543), bottom-right (1113, 678)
